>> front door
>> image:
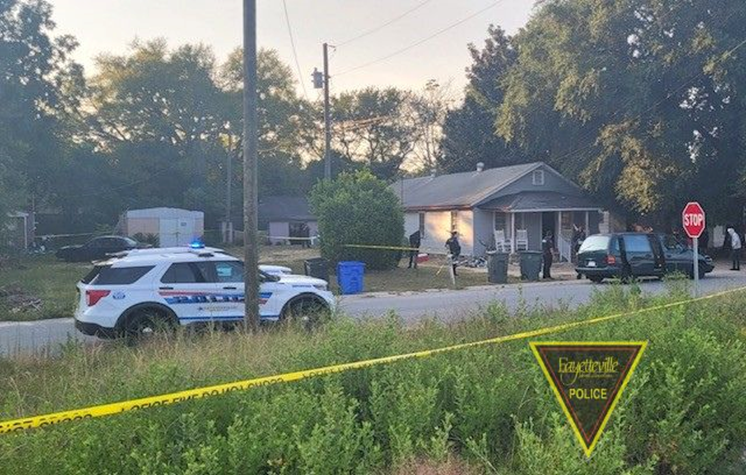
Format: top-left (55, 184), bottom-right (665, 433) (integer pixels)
top-left (541, 212), bottom-right (556, 243)
top-left (213, 261), bottom-right (281, 321)
top-left (158, 261), bottom-right (219, 323)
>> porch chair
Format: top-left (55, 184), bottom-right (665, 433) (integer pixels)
top-left (494, 230), bottom-right (511, 253)
top-left (515, 229), bottom-right (529, 251)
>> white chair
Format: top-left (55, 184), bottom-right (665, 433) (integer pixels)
top-left (516, 229), bottom-right (529, 251)
top-left (494, 230), bottom-right (511, 253)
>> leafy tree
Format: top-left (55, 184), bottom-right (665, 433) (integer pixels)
top-left (496, 0), bottom-right (746, 223)
top-left (0, 0), bottom-right (83, 230)
top-left (309, 170), bottom-right (404, 270)
top-left (332, 87), bottom-right (419, 180)
top-left (408, 80), bottom-right (454, 172)
top-left (440, 26), bottom-right (526, 173)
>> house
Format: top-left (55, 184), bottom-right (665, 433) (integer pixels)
top-left (394, 162), bottom-right (614, 261)
top-left (116, 207), bottom-right (204, 247)
top-left (259, 196), bottom-right (318, 245)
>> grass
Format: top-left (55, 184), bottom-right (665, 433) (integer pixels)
top-left (0, 283), bottom-right (744, 473)
top-left (0, 255), bottom-right (84, 322)
top-left (0, 246), bottom-right (513, 321)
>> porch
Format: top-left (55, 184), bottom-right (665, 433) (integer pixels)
top-left (478, 191), bottom-right (603, 262)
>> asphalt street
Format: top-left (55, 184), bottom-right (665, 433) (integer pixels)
top-left (2, 268), bottom-right (745, 357)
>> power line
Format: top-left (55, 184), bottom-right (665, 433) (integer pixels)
top-left (282, 0), bottom-right (309, 100)
top-left (335, 0), bottom-right (437, 48)
top-left (337, 0), bottom-right (505, 76)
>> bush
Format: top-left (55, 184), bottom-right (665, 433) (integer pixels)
top-left (310, 170), bottom-right (404, 270)
top-left (0, 288), bottom-right (745, 473)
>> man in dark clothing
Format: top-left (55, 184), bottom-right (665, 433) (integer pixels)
top-left (700, 228), bottom-right (709, 253)
top-left (445, 231), bottom-right (461, 277)
top-left (408, 230), bottom-right (421, 269)
top-left (542, 231), bottom-right (554, 279)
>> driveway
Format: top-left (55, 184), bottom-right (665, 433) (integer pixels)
top-left (2, 268), bottom-right (745, 356)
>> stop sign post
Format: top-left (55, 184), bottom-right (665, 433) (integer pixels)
top-left (682, 202), bottom-right (706, 295)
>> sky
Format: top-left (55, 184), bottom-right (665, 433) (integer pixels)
top-left (50, 0), bottom-right (536, 98)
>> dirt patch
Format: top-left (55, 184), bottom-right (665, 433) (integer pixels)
top-left (0, 284), bottom-right (43, 314)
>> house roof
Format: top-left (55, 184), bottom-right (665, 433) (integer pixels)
top-left (259, 196), bottom-right (315, 222)
top-left (479, 191), bottom-right (603, 212)
top-left (394, 162), bottom-right (555, 210)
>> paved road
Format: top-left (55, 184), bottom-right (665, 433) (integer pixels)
top-left (2, 269), bottom-right (745, 356)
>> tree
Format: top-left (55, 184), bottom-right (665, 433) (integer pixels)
top-left (496, 0), bottom-right (746, 223)
top-left (439, 25), bottom-right (526, 173)
top-left (309, 171), bottom-right (404, 270)
top-left (408, 80), bottom-right (454, 172)
top-left (332, 87), bottom-right (420, 180)
top-left (0, 0), bottom-right (83, 231)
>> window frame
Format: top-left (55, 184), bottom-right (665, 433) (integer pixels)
top-left (418, 212), bottom-right (426, 239)
top-left (532, 169), bottom-right (545, 186)
top-left (450, 211), bottom-right (459, 233)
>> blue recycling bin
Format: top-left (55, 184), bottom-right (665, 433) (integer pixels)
top-left (337, 261), bottom-right (365, 295)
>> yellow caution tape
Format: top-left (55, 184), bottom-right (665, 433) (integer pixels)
top-left (1, 285), bottom-right (744, 435)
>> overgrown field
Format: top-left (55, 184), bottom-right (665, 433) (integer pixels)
top-left (0, 283), bottom-right (745, 473)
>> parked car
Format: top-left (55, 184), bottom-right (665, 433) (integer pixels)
top-left (74, 245), bottom-right (334, 339)
top-left (55, 236), bottom-right (146, 262)
top-left (576, 232), bottom-right (714, 283)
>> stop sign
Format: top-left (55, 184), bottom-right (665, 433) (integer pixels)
top-left (682, 202), bottom-right (706, 238)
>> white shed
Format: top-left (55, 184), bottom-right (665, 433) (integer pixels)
top-left (119, 208), bottom-right (204, 247)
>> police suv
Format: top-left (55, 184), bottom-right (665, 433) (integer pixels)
top-left (74, 246), bottom-right (335, 339)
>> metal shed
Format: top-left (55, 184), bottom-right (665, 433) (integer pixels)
top-left (118, 208), bottom-right (204, 247)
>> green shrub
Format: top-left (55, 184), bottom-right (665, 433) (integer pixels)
top-left (309, 170), bottom-right (404, 270)
top-left (0, 289), bottom-right (745, 473)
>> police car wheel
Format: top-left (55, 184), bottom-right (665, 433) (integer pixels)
top-left (283, 298), bottom-right (327, 327)
top-left (123, 307), bottom-right (174, 343)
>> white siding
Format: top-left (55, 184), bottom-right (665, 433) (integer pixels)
top-left (472, 209), bottom-right (493, 255)
top-left (404, 213), bottom-right (420, 236)
top-left (415, 210), bottom-right (475, 255)
top-left (268, 222), bottom-right (290, 245)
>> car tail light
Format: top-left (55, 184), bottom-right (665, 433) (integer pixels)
top-left (606, 255), bottom-right (617, 265)
top-left (86, 290), bottom-right (110, 306)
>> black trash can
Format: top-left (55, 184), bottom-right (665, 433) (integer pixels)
top-left (487, 251), bottom-right (509, 284)
top-left (304, 258), bottom-right (329, 281)
top-left (519, 251), bottom-right (543, 281)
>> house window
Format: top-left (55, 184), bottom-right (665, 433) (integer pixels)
top-left (494, 212), bottom-right (507, 231)
top-left (532, 169), bottom-right (545, 186)
top-left (418, 212), bottom-right (426, 238)
top-left (450, 211), bottom-right (458, 232)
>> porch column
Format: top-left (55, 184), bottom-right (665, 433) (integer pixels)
top-left (585, 211), bottom-right (590, 234)
top-left (511, 212), bottom-right (516, 254)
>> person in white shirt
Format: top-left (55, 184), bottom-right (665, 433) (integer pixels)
top-left (727, 227), bottom-right (741, 271)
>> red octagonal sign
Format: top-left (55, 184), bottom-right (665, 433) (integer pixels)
top-left (682, 202), bottom-right (706, 239)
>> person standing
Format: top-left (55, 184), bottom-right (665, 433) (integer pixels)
top-left (727, 227), bottom-right (741, 270)
top-left (445, 231), bottom-right (461, 277)
top-left (542, 230), bottom-right (554, 279)
top-left (700, 228), bottom-right (709, 253)
top-left (408, 230), bottom-right (421, 269)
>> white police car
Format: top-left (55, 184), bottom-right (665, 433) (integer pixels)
top-left (74, 246), bottom-right (334, 339)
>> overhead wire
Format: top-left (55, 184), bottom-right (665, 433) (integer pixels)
top-left (282, 0), bottom-right (309, 100)
top-left (336, 0), bottom-right (505, 76)
top-left (335, 0), bottom-right (437, 48)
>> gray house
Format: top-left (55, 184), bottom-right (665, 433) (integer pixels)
top-left (259, 196), bottom-right (318, 245)
top-left (394, 162), bottom-right (614, 260)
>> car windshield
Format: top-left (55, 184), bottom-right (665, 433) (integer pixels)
top-left (124, 237), bottom-right (137, 246)
top-left (578, 235), bottom-right (609, 252)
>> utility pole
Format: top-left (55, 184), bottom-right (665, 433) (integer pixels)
top-left (323, 43), bottom-right (332, 179)
top-left (224, 131), bottom-right (233, 243)
top-left (242, 0), bottom-right (260, 331)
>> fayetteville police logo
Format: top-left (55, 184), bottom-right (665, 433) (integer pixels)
top-left (529, 341), bottom-right (647, 457)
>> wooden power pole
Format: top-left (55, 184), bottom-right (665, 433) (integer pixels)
top-left (242, 0), bottom-right (260, 330)
top-left (323, 43), bottom-right (332, 179)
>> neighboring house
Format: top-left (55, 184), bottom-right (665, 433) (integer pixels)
top-left (116, 208), bottom-right (204, 247)
top-left (4, 212), bottom-right (35, 250)
top-left (259, 196), bottom-right (318, 245)
top-left (394, 162), bottom-right (615, 261)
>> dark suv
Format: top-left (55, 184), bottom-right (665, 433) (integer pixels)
top-left (576, 233), bottom-right (714, 283)
top-left (55, 236), bottom-right (145, 262)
